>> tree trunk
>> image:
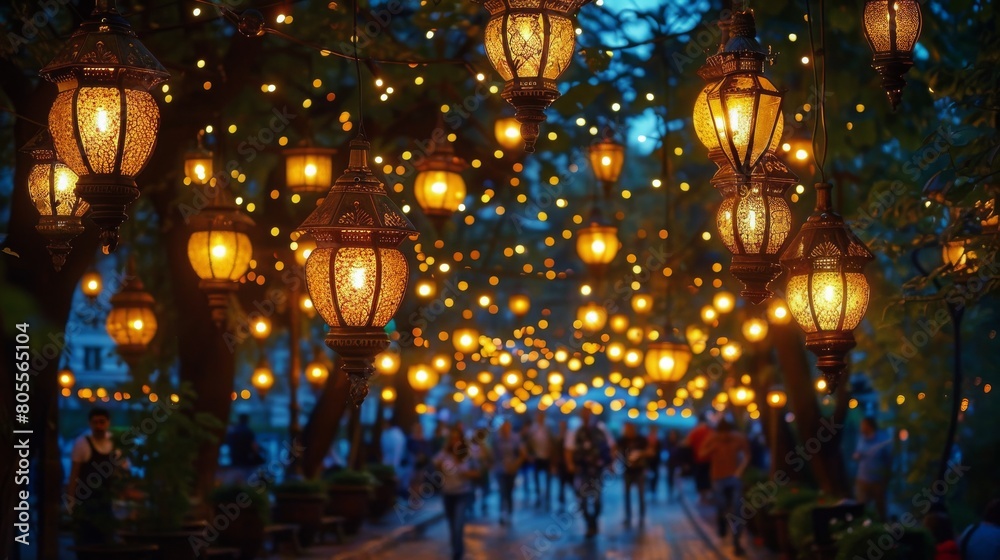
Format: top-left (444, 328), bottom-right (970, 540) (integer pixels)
top-left (298, 358), bottom-right (351, 478)
top-left (771, 322), bottom-right (849, 497)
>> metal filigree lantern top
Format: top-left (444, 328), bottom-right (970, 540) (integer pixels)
top-left (475, 0), bottom-right (592, 152)
top-left (298, 137), bottom-right (418, 406)
top-left (40, 0), bottom-right (169, 254)
top-left (781, 183), bottom-right (874, 392)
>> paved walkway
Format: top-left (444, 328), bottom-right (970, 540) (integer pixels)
top-left (366, 477), bottom-right (743, 560)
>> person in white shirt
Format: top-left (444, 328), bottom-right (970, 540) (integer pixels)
top-left (66, 408), bottom-right (127, 545)
top-left (528, 412), bottom-right (554, 508)
top-left (380, 418), bottom-right (407, 470)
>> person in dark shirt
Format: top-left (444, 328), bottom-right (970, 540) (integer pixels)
top-left (646, 426), bottom-right (663, 499)
top-left (617, 422), bottom-right (650, 525)
top-left (225, 413), bottom-right (262, 477)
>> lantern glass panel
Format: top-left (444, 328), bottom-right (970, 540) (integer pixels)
top-left (589, 141), bottom-right (625, 183)
top-left (185, 157), bottom-right (213, 185)
top-left (305, 246), bottom-right (408, 328)
top-left (576, 225), bottom-right (619, 265)
top-left (28, 163), bottom-right (85, 216)
top-left (106, 306), bottom-right (157, 347)
top-left (864, 0), bottom-right (921, 53)
top-left (187, 230), bottom-right (253, 281)
top-left (414, 169), bottom-right (466, 213)
top-left (285, 151), bottom-right (334, 192)
top-left (708, 75), bottom-right (782, 173)
top-left (786, 272), bottom-right (870, 333)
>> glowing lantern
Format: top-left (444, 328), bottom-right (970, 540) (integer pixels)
top-left (781, 183), bottom-right (873, 392)
top-left (494, 117), bottom-right (523, 151)
top-left (509, 293), bottom-right (531, 318)
top-left (742, 318), bottom-right (768, 343)
top-left (408, 364), bottom-right (439, 394)
top-left (862, 0), bottom-right (922, 109)
top-left (475, 0), bottom-right (592, 152)
top-left (631, 294), bottom-right (653, 315)
top-left (40, 0), bottom-right (169, 253)
top-left (577, 301), bottom-right (607, 333)
top-left (106, 259), bottom-right (157, 368)
top-left (728, 385), bottom-right (755, 407)
top-left (576, 208), bottom-right (619, 278)
top-left (374, 350), bottom-right (401, 375)
top-left (645, 333), bottom-right (693, 395)
top-left (766, 387), bottom-right (787, 408)
top-left (589, 132), bottom-right (625, 198)
top-left (285, 145), bottom-right (336, 194)
top-left (186, 186), bottom-right (254, 326)
top-left (414, 138), bottom-right (468, 232)
top-left (81, 270), bottom-right (103, 300)
top-left (250, 316), bottom-right (271, 341)
top-left (184, 134), bottom-right (213, 186)
top-left (298, 138), bottom-right (417, 405)
top-left (715, 154), bottom-right (797, 303)
top-left (23, 130), bottom-right (86, 270)
top-left (305, 354), bottom-right (331, 391)
top-left (706, 11), bottom-right (783, 177)
top-left (59, 369), bottom-right (76, 390)
top-left (252, 359), bottom-right (275, 399)
top-left (453, 327), bottom-right (480, 354)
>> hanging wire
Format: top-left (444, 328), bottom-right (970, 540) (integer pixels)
top-left (352, 0), bottom-right (366, 138)
top-left (805, 0), bottom-right (830, 186)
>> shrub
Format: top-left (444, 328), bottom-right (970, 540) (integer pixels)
top-left (772, 485), bottom-right (820, 514)
top-left (274, 479), bottom-right (327, 496)
top-left (833, 523), bottom-right (935, 560)
top-left (325, 469), bottom-right (378, 487)
top-left (208, 484), bottom-right (271, 525)
top-left (366, 463), bottom-right (397, 481)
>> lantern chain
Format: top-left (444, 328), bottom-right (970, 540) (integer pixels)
top-left (352, 0), bottom-right (366, 139)
top-left (805, 0), bottom-right (830, 191)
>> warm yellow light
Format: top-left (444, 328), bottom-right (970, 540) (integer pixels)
top-left (728, 385), bottom-right (755, 407)
top-left (631, 294), bottom-right (653, 315)
top-left (713, 291), bottom-right (735, 313)
top-left (432, 354), bottom-right (452, 374)
top-left (721, 342), bottom-right (743, 363)
top-left (742, 318), bottom-right (768, 343)
top-left (609, 314), bottom-right (629, 333)
top-left (576, 224), bottom-right (620, 267)
top-left (284, 147), bottom-right (335, 193)
top-left (381, 387), bottom-right (397, 402)
top-left (81, 271), bottom-right (102, 298)
top-left (701, 306), bottom-right (718, 323)
top-left (548, 372), bottom-right (564, 386)
top-left (408, 364), bottom-right (439, 392)
top-left (494, 117), bottom-right (523, 151)
top-left (623, 348), bottom-right (643, 368)
top-left (375, 351), bottom-right (401, 375)
top-left (577, 302), bottom-right (607, 332)
top-left (416, 279), bottom-right (436, 298)
top-left (768, 298), bottom-right (791, 325)
top-left (766, 389), bottom-right (787, 408)
top-left (251, 317), bottom-right (271, 340)
top-left (509, 293), bottom-right (531, 317)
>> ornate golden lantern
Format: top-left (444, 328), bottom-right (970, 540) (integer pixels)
top-left (862, 0), bottom-right (922, 110)
top-left (298, 138), bottom-right (418, 405)
top-left (106, 259), bottom-right (157, 368)
top-left (715, 154), bottom-right (797, 303)
top-left (186, 186), bottom-right (254, 326)
top-left (589, 131), bottom-right (625, 198)
top-left (414, 139), bottom-right (467, 232)
top-left (475, 0), bottom-right (592, 152)
top-left (285, 145), bottom-right (336, 194)
top-left (40, 0), bottom-right (169, 253)
top-left (645, 329), bottom-right (693, 397)
top-left (781, 183), bottom-right (874, 392)
top-left (576, 207), bottom-right (619, 279)
top-left (23, 130), bottom-right (86, 270)
top-left (707, 11), bottom-right (783, 178)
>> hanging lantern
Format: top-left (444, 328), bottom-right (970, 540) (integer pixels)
top-left (577, 301), bottom-right (607, 333)
top-left (184, 132), bottom-right (213, 186)
top-left (250, 316), bottom-right (271, 342)
top-left (305, 349), bottom-right (331, 391)
top-left (453, 327), bottom-right (480, 354)
top-left (285, 145), bottom-right (336, 194)
top-left (781, 183), bottom-right (874, 392)
top-left (742, 317), bottom-right (769, 343)
top-left (589, 131), bottom-right (625, 198)
top-left (576, 207), bottom-right (619, 279)
top-left (766, 387), bottom-right (787, 408)
top-left (631, 293), bottom-right (653, 315)
top-left (81, 270), bottom-right (103, 301)
top-left (715, 153), bottom-right (797, 303)
top-left (509, 293), bottom-right (531, 318)
top-left (414, 139), bottom-right (468, 232)
top-left (728, 384), bottom-right (755, 407)
top-left (106, 259), bottom-right (157, 369)
top-left (494, 117), bottom-right (523, 151)
top-left (40, 0), bottom-right (169, 253)
top-left (475, 0), bottom-right (592, 152)
top-left (645, 332), bottom-right (693, 396)
top-left (706, 11), bottom-right (783, 177)
top-left (298, 138), bottom-right (418, 406)
top-left (862, 0), bottom-right (922, 110)
top-left (252, 358), bottom-right (275, 400)
top-left (23, 130), bottom-right (86, 271)
top-left (407, 363), bottom-right (439, 395)
top-left (696, 86), bottom-right (785, 167)
top-left (186, 186), bottom-right (255, 326)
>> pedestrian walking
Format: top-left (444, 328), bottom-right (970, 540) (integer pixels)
top-left (468, 427), bottom-right (493, 516)
top-left (618, 422), bottom-right (650, 525)
top-left (853, 416), bottom-right (892, 520)
top-left (553, 420), bottom-right (573, 509)
top-left (646, 426), bottom-right (663, 499)
top-left (492, 420), bottom-right (527, 525)
top-left (434, 426), bottom-right (480, 560)
top-left (407, 422), bottom-right (433, 496)
top-left (684, 412), bottom-right (714, 503)
top-left (664, 428), bottom-right (683, 500)
top-left (699, 418), bottom-right (750, 557)
top-left (527, 412), bottom-right (554, 508)
top-left (565, 406), bottom-right (615, 538)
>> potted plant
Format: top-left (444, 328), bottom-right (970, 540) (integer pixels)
top-left (833, 522), bottom-right (935, 560)
top-left (769, 485), bottom-right (819, 559)
top-left (117, 381), bottom-right (222, 560)
top-left (273, 479), bottom-right (328, 546)
top-left (325, 469), bottom-right (377, 534)
top-left (365, 464), bottom-right (399, 519)
top-left (207, 484), bottom-right (270, 560)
